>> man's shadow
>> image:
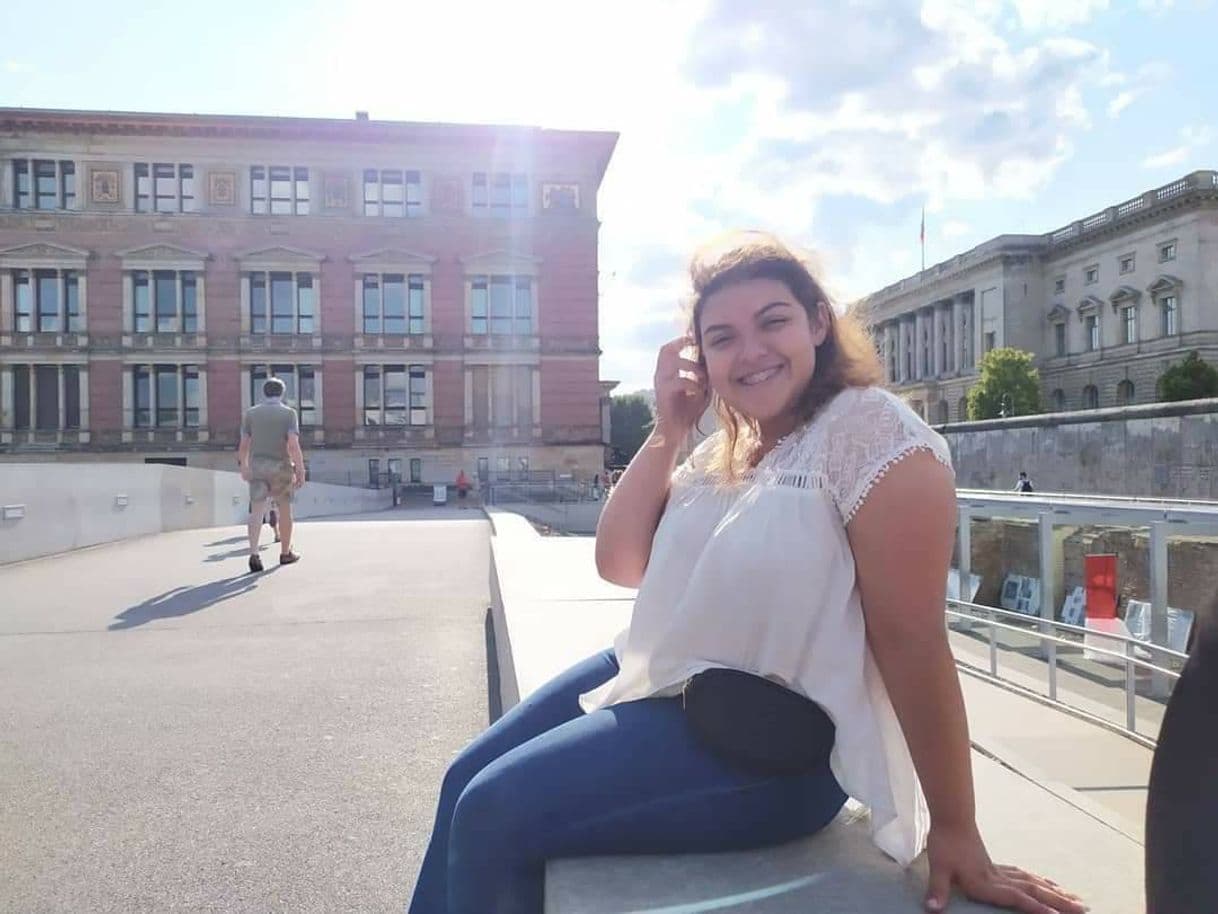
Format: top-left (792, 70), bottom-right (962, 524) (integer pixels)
top-left (109, 572), bottom-right (274, 630)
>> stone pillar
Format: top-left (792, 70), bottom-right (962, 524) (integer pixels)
top-left (935, 304), bottom-right (945, 375)
top-left (897, 316), bottom-right (910, 383)
top-left (884, 322), bottom-right (896, 383)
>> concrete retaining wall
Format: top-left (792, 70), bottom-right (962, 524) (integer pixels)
top-left (0, 464), bottom-right (393, 564)
top-left (939, 397), bottom-right (1218, 498)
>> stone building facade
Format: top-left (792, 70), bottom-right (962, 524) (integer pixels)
top-left (0, 108), bottom-right (617, 487)
top-left (857, 170), bottom-right (1218, 423)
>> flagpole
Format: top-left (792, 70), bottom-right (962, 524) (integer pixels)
top-left (920, 206), bottom-right (926, 272)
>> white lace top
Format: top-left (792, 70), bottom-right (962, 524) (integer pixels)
top-left (579, 385), bottom-right (954, 866)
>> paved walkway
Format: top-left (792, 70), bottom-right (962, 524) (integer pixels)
top-left (0, 507), bottom-right (491, 914)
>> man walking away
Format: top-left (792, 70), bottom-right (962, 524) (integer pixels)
top-left (238, 377), bottom-right (306, 572)
top-left (1015, 471), bottom-right (1034, 495)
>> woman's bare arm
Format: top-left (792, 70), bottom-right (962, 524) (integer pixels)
top-left (593, 426), bottom-right (684, 587)
top-left (847, 450), bottom-right (1085, 913)
top-left (595, 336), bottom-right (708, 588)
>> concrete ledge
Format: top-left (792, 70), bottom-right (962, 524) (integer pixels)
top-left (1, 463), bottom-right (394, 564)
top-left (487, 509), bottom-right (1145, 913)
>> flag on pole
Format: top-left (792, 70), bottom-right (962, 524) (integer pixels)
top-left (920, 206), bottom-right (926, 271)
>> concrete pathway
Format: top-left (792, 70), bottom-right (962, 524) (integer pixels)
top-left (0, 507), bottom-right (491, 914)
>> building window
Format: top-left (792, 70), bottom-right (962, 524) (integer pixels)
top-left (12, 269), bottom-right (82, 333)
top-left (362, 169), bottom-right (422, 217)
top-left (1083, 314), bottom-right (1099, 351)
top-left (1083, 384), bottom-right (1099, 409)
top-left (1159, 241), bottom-right (1177, 263)
top-left (1117, 379), bottom-right (1135, 406)
top-left (983, 331), bottom-right (996, 354)
top-left (10, 364), bottom-right (82, 430)
top-left (132, 364), bottom-right (201, 428)
top-left (248, 272), bottom-right (315, 334)
top-left (470, 275), bottom-right (533, 335)
top-left (13, 159), bottom-right (75, 210)
top-left (1121, 305), bottom-right (1137, 345)
top-left (250, 364), bottom-right (316, 426)
top-left (251, 166), bottom-right (309, 215)
top-left (1054, 322), bottom-right (1066, 357)
top-left (1054, 277), bottom-right (1065, 294)
top-left (1051, 388), bottom-right (1065, 411)
top-left (368, 458), bottom-right (380, 487)
top-left (472, 172), bottom-right (528, 216)
top-left (363, 365), bottom-right (429, 426)
top-left (131, 270), bottom-right (198, 333)
top-left (135, 163), bottom-right (196, 213)
top-left (362, 273), bottom-right (426, 334)
top-left (1119, 253), bottom-right (1135, 275)
top-left (1161, 294), bottom-right (1178, 336)
top-left (1084, 265), bottom-right (1098, 285)
top-left (409, 458), bottom-right (422, 483)
top-left (409, 367), bottom-right (428, 425)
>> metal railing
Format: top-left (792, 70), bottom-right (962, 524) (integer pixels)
top-left (946, 598), bottom-right (1187, 743)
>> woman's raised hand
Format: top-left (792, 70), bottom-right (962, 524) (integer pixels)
top-left (653, 335), bottom-right (710, 439)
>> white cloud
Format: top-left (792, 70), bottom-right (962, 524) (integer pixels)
top-left (593, 0), bottom-right (1153, 386)
top-left (1008, 0), bottom-right (1110, 29)
top-left (1142, 126), bottom-right (1214, 169)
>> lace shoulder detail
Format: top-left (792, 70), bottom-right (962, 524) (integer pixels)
top-left (671, 430), bottom-right (723, 488)
top-left (772, 386), bottom-right (954, 523)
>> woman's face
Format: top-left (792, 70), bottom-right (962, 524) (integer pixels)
top-left (697, 277), bottom-right (827, 433)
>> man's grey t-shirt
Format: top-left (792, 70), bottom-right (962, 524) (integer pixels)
top-left (241, 399), bottom-right (299, 462)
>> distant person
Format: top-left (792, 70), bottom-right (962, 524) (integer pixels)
top-left (238, 377), bottom-right (305, 572)
top-left (406, 232), bottom-right (1084, 914)
top-left (1015, 471), bottom-right (1034, 494)
top-left (455, 469), bottom-right (471, 508)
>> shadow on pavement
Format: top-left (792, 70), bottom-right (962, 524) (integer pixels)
top-left (204, 534), bottom-right (247, 547)
top-left (109, 573), bottom-right (273, 630)
top-left (204, 545), bottom-right (273, 563)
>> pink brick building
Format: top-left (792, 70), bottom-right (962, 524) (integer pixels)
top-left (0, 108), bottom-right (617, 487)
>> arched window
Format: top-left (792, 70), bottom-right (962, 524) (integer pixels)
top-left (1051, 388), bottom-right (1065, 411)
top-left (1117, 379), bottom-right (1135, 405)
top-left (1083, 384), bottom-right (1099, 409)
top-left (958, 396), bottom-right (970, 421)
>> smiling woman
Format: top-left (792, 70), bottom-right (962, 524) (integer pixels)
top-left (409, 231), bottom-right (1087, 914)
top-left (686, 232), bottom-right (884, 482)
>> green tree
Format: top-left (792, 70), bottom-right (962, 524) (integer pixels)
top-left (609, 394), bottom-right (654, 465)
top-left (966, 348), bottom-right (1042, 420)
top-left (1156, 351), bottom-right (1218, 402)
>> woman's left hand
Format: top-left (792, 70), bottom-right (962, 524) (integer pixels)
top-left (924, 823), bottom-right (1088, 913)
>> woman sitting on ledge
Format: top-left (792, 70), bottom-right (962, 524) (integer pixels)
top-left (408, 232), bottom-right (1086, 914)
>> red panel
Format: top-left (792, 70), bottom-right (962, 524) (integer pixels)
top-left (1084, 554), bottom-right (1118, 619)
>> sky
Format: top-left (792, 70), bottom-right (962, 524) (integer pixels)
top-left (2, 0), bottom-right (1215, 392)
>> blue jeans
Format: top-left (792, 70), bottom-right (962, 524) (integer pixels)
top-left (407, 649), bottom-right (848, 913)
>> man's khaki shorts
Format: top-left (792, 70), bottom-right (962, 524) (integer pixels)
top-left (248, 457), bottom-right (296, 503)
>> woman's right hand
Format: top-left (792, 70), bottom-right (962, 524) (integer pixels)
top-left (653, 335), bottom-right (710, 439)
